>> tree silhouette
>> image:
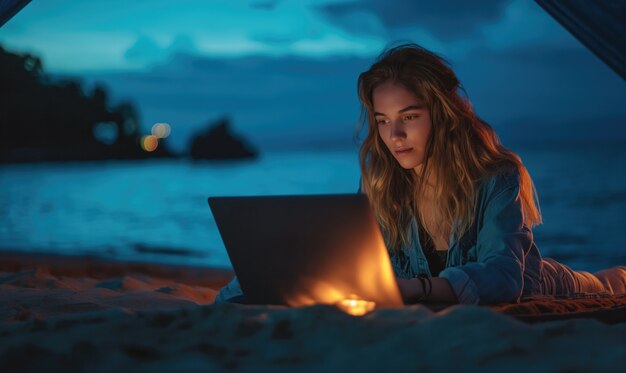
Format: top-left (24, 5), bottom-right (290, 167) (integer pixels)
top-left (0, 45), bottom-right (173, 163)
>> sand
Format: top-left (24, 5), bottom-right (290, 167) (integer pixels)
top-left (1, 251), bottom-right (625, 372)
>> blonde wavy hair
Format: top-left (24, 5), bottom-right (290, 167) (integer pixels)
top-left (356, 44), bottom-right (542, 252)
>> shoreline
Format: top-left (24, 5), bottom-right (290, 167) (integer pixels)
top-left (0, 250), bottom-right (234, 289)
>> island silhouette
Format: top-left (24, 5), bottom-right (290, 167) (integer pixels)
top-left (190, 117), bottom-right (258, 161)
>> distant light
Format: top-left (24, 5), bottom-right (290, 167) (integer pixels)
top-left (151, 122), bottom-right (171, 139)
top-left (141, 135), bottom-right (159, 152)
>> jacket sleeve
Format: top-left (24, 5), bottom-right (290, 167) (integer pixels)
top-left (439, 173), bottom-right (531, 305)
top-left (212, 275), bottom-right (243, 304)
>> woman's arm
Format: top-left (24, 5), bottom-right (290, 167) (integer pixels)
top-left (438, 171), bottom-right (531, 305)
top-left (212, 275), bottom-right (243, 304)
top-left (397, 277), bottom-right (458, 304)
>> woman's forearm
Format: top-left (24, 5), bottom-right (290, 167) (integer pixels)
top-left (428, 277), bottom-right (458, 303)
top-left (397, 277), bottom-right (458, 304)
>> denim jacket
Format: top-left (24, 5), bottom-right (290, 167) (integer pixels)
top-left (214, 168), bottom-right (544, 305)
top-left (386, 168), bottom-right (544, 305)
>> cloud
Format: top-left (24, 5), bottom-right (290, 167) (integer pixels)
top-left (249, 1), bottom-right (281, 11)
top-left (315, 0), bottom-right (511, 40)
top-left (478, 0), bottom-right (578, 50)
top-left (249, 34), bottom-right (299, 47)
top-left (167, 34), bottom-right (197, 55)
top-left (97, 47), bottom-right (625, 149)
top-left (124, 34), bottom-right (199, 66)
top-left (124, 35), bottom-right (165, 64)
top-left (320, 8), bottom-right (386, 36)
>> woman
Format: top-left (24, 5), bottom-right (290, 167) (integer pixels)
top-left (214, 43), bottom-right (626, 305)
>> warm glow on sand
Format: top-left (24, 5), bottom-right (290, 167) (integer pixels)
top-left (151, 122), bottom-right (171, 139)
top-left (336, 295), bottom-right (376, 316)
top-left (141, 135), bottom-right (159, 152)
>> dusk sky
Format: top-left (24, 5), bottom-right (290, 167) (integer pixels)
top-left (2, 0), bottom-right (580, 72)
top-left (2, 0), bottom-right (624, 151)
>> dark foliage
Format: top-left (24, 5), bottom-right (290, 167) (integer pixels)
top-left (0, 45), bottom-right (173, 163)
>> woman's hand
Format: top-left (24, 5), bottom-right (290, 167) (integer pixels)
top-left (396, 278), bottom-right (424, 304)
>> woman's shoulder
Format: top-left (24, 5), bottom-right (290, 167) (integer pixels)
top-left (478, 163), bottom-right (521, 197)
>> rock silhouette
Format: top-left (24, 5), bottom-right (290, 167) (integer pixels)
top-left (189, 117), bottom-right (258, 160)
top-left (0, 45), bottom-right (173, 163)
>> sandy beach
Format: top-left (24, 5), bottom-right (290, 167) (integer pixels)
top-left (1, 251), bottom-right (626, 372)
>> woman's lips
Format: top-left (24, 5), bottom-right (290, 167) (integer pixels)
top-left (395, 148), bottom-right (413, 156)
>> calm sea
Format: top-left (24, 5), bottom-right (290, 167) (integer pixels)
top-left (1, 145), bottom-right (625, 272)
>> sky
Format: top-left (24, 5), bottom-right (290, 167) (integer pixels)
top-left (0, 0), bottom-right (586, 72)
top-left (1, 0), bottom-right (624, 152)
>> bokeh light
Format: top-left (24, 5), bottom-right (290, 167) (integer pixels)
top-left (140, 135), bottom-right (159, 152)
top-left (151, 122), bottom-right (171, 139)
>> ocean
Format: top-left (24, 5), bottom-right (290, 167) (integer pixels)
top-left (1, 144), bottom-right (625, 273)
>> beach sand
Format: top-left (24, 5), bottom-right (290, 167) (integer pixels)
top-left (1, 251), bottom-right (625, 372)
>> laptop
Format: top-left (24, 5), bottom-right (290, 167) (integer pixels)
top-left (208, 194), bottom-right (403, 308)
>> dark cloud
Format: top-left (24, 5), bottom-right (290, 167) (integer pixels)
top-left (86, 43), bottom-right (626, 153)
top-left (124, 35), bottom-right (200, 64)
top-left (249, 1), bottom-right (281, 11)
top-left (316, 0), bottom-right (511, 39)
top-left (124, 35), bottom-right (165, 63)
top-left (250, 34), bottom-right (298, 46)
top-left (167, 34), bottom-right (197, 54)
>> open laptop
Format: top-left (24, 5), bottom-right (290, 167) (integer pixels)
top-left (208, 194), bottom-right (403, 308)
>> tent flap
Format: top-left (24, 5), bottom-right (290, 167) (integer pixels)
top-left (0, 0), bottom-right (31, 28)
top-left (535, 0), bottom-right (626, 80)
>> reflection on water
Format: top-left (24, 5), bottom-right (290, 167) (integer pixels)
top-left (0, 145), bottom-right (625, 272)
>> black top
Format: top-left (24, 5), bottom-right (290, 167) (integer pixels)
top-left (418, 222), bottom-right (448, 277)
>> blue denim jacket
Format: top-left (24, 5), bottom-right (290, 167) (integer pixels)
top-left (386, 169), bottom-right (543, 305)
top-left (214, 168), bottom-right (544, 305)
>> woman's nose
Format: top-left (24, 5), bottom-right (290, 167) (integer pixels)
top-left (389, 120), bottom-right (406, 140)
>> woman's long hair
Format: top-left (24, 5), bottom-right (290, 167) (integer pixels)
top-left (356, 43), bottom-right (542, 252)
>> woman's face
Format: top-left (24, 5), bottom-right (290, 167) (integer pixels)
top-left (372, 81), bottom-right (432, 173)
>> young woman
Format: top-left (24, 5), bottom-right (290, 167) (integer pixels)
top-left (214, 43), bottom-right (626, 305)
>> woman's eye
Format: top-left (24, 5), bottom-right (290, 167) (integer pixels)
top-left (376, 119), bottom-right (388, 125)
top-left (403, 114), bottom-right (419, 121)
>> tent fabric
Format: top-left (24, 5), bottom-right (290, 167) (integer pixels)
top-left (535, 0), bottom-right (626, 80)
top-left (0, 0), bottom-right (31, 28)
